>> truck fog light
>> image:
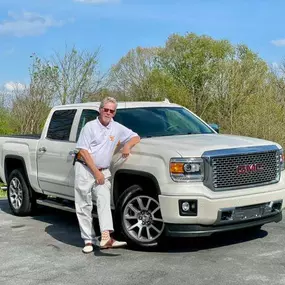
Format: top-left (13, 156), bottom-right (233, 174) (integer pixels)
top-left (179, 200), bottom-right (197, 216)
top-left (182, 202), bottom-right (190, 212)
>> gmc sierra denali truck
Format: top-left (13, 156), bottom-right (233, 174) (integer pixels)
top-left (0, 100), bottom-right (284, 248)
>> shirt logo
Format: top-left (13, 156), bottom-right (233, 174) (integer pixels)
top-left (109, 135), bottom-right (115, 141)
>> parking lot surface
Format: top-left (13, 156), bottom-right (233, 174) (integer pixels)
top-left (1, 198), bottom-right (285, 285)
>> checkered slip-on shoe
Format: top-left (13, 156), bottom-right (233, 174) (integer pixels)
top-left (82, 243), bottom-right (94, 254)
top-left (100, 238), bottom-right (127, 249)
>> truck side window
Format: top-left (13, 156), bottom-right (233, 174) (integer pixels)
top-left (47, 109), bottom-right (77, 141)
top-left (76, 109), bottom-right (99, 141)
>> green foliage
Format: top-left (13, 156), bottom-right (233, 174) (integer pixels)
top-left (108, 32), bottom-right (285, 149)
top-left (0, 182), bottom-right (6, 198)
top-left (156, 32), bottom-right (234, 116)
top-left (0, 108), bottom-right (16, 134)
top-left (109, 46), bottom-right (160, 100)
top-left (3, 32), bottom-right (285, 150)
top-left (11, 96), bottom-right (51, 134)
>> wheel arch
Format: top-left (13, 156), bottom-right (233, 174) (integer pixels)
top-left (5, 155), bottom-right (32, 195)
top-left (113, 169), bottom-right (161, 206)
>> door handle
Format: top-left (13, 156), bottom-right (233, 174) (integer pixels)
top-left (69, 150), bottom-right (76, 155)
top-left (69, 149), bottom-right (79, 156)
top-left (39, 147), bottom-right (47, 152)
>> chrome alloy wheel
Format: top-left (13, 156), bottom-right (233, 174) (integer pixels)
top-left (9, 177), bottom-right (23, 210)
top-left (123, 195), bottom-right (164, 243)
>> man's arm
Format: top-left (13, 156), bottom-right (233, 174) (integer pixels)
top-left (121, 135), bottom-right (140, 158)
top-left (78, 149), bottom-right (105, 184)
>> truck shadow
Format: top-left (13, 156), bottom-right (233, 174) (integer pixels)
top-left (155, 228), bottom-right (268, 253)
top-left (0, 199), bottom-right (268, 253)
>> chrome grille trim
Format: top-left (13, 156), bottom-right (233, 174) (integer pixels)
top-left (202, 145), bottom-right (281, 191)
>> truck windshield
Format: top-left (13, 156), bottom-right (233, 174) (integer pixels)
top-left (114, 107), bottom-right (214, 138)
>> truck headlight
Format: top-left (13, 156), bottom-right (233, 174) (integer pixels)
top-left (170, 158), bottom-right (204, 182)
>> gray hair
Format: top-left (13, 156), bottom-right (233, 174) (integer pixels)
top-left (99, 97), bottom-right (118, 109)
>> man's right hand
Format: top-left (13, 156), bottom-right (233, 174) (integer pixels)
top-left (95, 170), bottom-right (105, 185)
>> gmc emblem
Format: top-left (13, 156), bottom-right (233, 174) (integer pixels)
top-left (236, 163), bottom-right (264, 174)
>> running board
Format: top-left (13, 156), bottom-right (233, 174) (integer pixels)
top-left (36, 198), bottom-right (98, 218)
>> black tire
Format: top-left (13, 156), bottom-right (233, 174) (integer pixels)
top-left (7, 169), bottom-right (36, 216)
top-left (115, 185), bottom-right (165, 249)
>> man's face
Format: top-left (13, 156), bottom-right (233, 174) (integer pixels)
top-left (99, 102), bottom-right (116, 125)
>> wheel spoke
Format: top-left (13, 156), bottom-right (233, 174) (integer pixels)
top-left (136, 197), bottom-right (144, 210)
top-left (137, 226), bottom-right (143, 239)
top-left (151, 206), bottom-right (160, 215)
top-left (12, 179), bottom-right (17, 188)
top-left (150, 224), bottom-right (162, 234)
top-left (125, 214), bottom-right (137, 220)
top-left (128, 204), bottom-right (140, 214)
top-left (10, 187), bottom-right (16, 195)
top-left (146, 227), bottom-right (152, 240)
top-left (128, 221), bottom-right (141, 231)
top-left (145, 199), bottom-right (151, 210)
top-left (152, 217), bottom-right (163, 222)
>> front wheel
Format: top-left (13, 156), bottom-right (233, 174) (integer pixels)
top-left (116, 185), bottom-right (165, 248)
top-left (7, 169), bottom-right (36, 216)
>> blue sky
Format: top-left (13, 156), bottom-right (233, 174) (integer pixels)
top-left (0, 0), bottom-right (285, 91)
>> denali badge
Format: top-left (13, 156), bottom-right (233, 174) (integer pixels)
top-left (236, 163), bottom-right (264, 174)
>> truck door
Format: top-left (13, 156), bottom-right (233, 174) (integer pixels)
top-left (37, 109), bottom-right (77, 198)
top-left (37, 108), bottom-right (99, 199)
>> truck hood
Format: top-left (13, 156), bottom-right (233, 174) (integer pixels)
top-left (140, 134), bottom-right (280, 157)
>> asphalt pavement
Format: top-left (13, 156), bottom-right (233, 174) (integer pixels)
top-left (1, 198), bottom-right (285, 285)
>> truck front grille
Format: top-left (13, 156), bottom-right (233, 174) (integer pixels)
top-left (202, 146), bottom-right (281, 191)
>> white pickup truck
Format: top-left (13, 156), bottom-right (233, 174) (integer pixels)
top-left (1, 100), bottom-right (285, 248)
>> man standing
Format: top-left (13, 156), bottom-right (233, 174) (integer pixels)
top-left (74, 97), bottom-right (140, 254)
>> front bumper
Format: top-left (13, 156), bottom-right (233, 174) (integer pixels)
top-left (158, 183), bottom-right (285, 225)
top-left (165, 212), bottom-right (282, 237)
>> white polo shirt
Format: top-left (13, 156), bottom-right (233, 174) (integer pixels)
top-left (76, 118), bottom-right (138, 168)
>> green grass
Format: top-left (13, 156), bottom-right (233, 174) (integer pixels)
top-left (0, 189), bottom-right (7, 198)
top-left (0, 183), bottom-right (7, 198)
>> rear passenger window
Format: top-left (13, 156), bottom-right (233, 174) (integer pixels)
top-left (76, 109), bottom-right (99, 141)
top-left (47, 109), bottom-right (76, 141)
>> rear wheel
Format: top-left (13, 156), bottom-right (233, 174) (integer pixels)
top-left (7, 169), bottom-right (36, 216)
top-left (116, 185), bottom-right (165, 248)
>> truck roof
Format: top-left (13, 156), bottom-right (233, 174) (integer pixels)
top-left (54, 100), bottom-right (181, 110)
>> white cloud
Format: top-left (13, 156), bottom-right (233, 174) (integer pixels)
top-left (0, 11), bottom-right (64, 37)
top-left (4, 81), bottom-right (26, 91)
top-left (74, 0), bottom-right (120, 4)
top-left (271, 39), bottom-right (285, 47)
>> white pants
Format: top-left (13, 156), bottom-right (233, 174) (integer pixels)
top-left (74, 162), bottom-right (114, 244)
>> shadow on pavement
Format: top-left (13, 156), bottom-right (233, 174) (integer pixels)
top-left (0, 199), bottom-right (120, 257)
top-left (156, 228), bottom-right (268, 253)
top-left (0, 199), bottom-right (269, 253)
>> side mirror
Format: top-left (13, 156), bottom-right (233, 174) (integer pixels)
top-left (208, 123), bottom-right (219, 133)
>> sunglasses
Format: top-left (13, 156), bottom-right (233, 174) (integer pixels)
top-left (102, 108), bottom-right (115, 114)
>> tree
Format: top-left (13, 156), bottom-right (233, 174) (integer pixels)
top-left (109, 46), bottom-right (160, 100)
top-left (208, 45), bottom-right (270, 133)
top-left (156, 33), bottom-right (234, 116)
top-left (10, 87), bottom-right (51, 135)
top-left (8, 55), bottom-right (57, 134)
top-left (31, 45), bottom-right (103, 105)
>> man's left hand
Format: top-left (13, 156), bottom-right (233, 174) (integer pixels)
top-left (122, 145), bottom-right (131, 158)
